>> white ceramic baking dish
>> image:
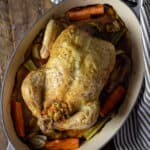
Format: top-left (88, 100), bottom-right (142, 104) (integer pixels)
top-left (0, 0), bottom-right (144, 149)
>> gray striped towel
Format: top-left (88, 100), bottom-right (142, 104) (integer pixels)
top-left (114, 2), bottom-right (150, 150)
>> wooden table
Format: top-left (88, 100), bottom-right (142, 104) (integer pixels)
top-left (0, 0), bottom-right (115, 149)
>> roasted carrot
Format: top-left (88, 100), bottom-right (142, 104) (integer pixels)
top-left (67, 5), bottom-right (104, 21)
top-left (44, 138), bottom-right (79, 150)
top-left (100, 85), bottom-right (126, 117)
top-left (11, 101), bottom-right (25, 137)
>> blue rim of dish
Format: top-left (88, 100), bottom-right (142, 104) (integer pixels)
top-left (0, 0), bottom-right (144, 149)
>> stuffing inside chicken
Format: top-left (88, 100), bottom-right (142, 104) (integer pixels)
top-left (21, 25), bottom-right (116, 134)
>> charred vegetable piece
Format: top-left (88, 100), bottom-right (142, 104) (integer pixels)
top-left (24, 59), bottom-right (37, 71)
top-left (106, 55), bottom-right (131, 93)
top-left (111, 28), bottom-right (126, 45)
top-left (105, 5), bottom-right (116, 16)
top-left (28, 117), bottom-right (40, 134)
top-left (27, 134), bottom-right (47, 149)
top-left (11, 101), bottom-right (25, 137)
top-left (116, 50), bottom-right (125, 55)
top-left (67, 4), bottom-right (104, 21)
top-left (100, 85), bottom-right (126, 117)
top-left (34, 30), bottom-right (44, 44)
top-left (44, 138), bottom-right (79, 150)
top-left (98, 14), bottom-right (115, 25)
top-left (40, 19), bottom-right (64, 59)
top-left (106, 20), bottom-right (121, 32)
top-left (88, 22), bottom-right (102, 32)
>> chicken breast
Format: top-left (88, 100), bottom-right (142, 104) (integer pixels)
top-left (21, 25), bottom-right (116, 134)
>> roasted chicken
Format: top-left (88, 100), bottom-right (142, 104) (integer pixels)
top-left (21, 25), bottom-right (116, 134)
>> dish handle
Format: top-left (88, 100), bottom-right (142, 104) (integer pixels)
top-left (50, 0), bottom-right (64, 5)
top-left (7, 142), bottom-right (15, 150)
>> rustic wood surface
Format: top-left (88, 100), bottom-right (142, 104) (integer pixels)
top-left (0, 0), bottom-right (115, 149)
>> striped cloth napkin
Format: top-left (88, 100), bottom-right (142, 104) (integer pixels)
top-left (114, 1), bottom-right (150, 150)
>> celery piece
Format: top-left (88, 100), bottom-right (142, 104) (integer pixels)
top-left (88, 22), bottom-right (102, 32)
top-left (116, 50), bottom-right (125, 56)
top-left (83, 111), bottom-right (116, 141)
top-left (111, 28), bottom-right (126, 45)
top-left (106, 21), bottom-right (121, 32)
top-left (24, 59), bottom-right (37, 71)
top-left (83, 116), bottom-right (110, 140)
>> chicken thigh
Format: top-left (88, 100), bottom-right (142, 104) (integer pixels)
top-left (21, 25), bottom-right (116, 134)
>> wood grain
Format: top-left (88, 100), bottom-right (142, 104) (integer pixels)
top-left (0, 0), bottom-right (13, 83)
top-left (0, 0), bottom-right (13, 149)
top-left (8, 0), bottom-right (52, 47)
top-left (8, 0), bottom-right (30, 46)
top-left (0, 1), bottom-right (52, 149)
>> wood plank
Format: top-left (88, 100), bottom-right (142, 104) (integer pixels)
top-left (8, 0), bottom-right (52, 47)
top-left (42, 0), bottom-right (52, 11)
top-left (8, 0), bottom-right (28, 46)
top-left (25, 0), bottom-right (43, 28)
top-left (0, 0), bottom-right (13, 149)
top-left (0, 1), bottom-right (52, 149)
top-left (0, 0), bottom-right (13, 77)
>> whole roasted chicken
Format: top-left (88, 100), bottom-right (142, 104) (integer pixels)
top-left (21, 25), bottom-right (116, 134)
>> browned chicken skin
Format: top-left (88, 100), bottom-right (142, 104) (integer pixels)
top-left (21, 25), bottom-right (116, 134)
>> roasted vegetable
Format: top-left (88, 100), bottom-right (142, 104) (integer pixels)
top-left (106, 20), bottom-right (121, 32)
top-left (106, 55), bottom-right (131, 93)
top-left (100, 85), bottom-right (126, 117)
top-left (44, 138), bottom-right (79, 150)
top-left (67, 4), bottom-right (104, 21)
top-left (11, 101), bottom-right (25, 137)
top-left (83, 115), bottom-right (111, 140)
top-left (116, 50), bottom-right (125, 55)
top-left (27, 134), bottom-right (47, 149)
top-left (111, 28), bottom-right (126, 45)
top-left (24, 59), bottom-right (37, 71)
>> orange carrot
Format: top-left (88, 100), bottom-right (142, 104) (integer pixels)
top-left (67, 5), bottom-right (104, 21)
top-left (44, 138), bottom-right (79, 150)
top-left (11, 101), bottom-right (25, 137)
top-left (100, 85), bottom-right (126, 117)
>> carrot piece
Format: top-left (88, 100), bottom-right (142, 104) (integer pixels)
top-left (44, 138), bottom-right (79, 150)
top-left (67, 5), bottom-right (104, 21)
top-left (100, 85), bottom-right (126, 117)
top-left (11, 101), bottom-right (25, 137)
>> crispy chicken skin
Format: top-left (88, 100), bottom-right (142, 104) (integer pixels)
top-left (21, 25), bottom-right (116, 134)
